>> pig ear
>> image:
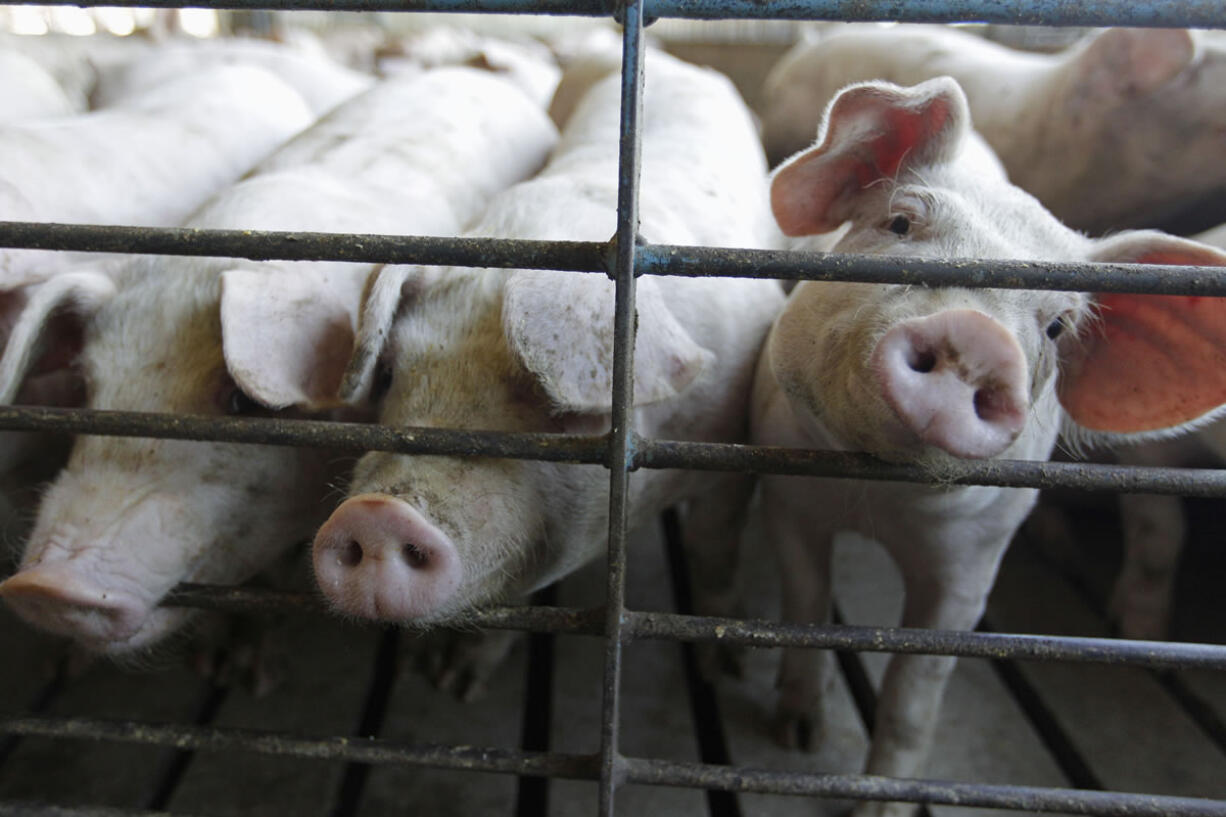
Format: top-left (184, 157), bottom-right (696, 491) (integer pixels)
top-left (1070, 28), bottom-right (1197, 105)
top-left (220, 268), bottom-right (361, 411)
top-left (338, 265), bottom-right (435, 404)
top-left (1058, 232), bottom-right (1226, 440)
top-left (769, 77), bottom-right (969, 236)
top-left (0, 269), bottom-right (115, 404)
top-left (503, 270), bottom-right (714, 413)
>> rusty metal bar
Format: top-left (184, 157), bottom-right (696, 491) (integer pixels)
top-left (3, 407), bottom-right (1224, 497)
top-left (0, 0), bottom-right (1224, 27)
top-left (596, 6), bottom-right (646, 814)
top-left (0, 222), bottom-right (607, 274)
top-left (2, 717), bottom-right (1223, 816)
top-left (0, 804), bottom-right (186, 817)
top-left (156, 585), bottom-right (1226, 671)
top-left (636, 244), bottom-right (1226, 296)
top-left (620, 758), bottom-right (1226, 816)
top-left (5, 222), bottom-right (1226, 297)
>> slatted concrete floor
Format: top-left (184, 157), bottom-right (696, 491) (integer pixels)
top-left (1, 489), bottom-right (1224, 817)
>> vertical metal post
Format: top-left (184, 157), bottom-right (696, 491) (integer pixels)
top-left (597, 2), bottom-right (646, 814)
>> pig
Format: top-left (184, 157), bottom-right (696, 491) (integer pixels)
top-left (376, 25), bottom-right (561, 110)
top-left (761, 24), bottom-right (1226, 234)
top-left (90, 37), bottom-right (374, 116)
top-left (757, 77), bottom-right (1226, 817)
top-left (0, 48), bottom-right (82, 121)
top-left (309, 52), bottom-right (784, 691)
top-left (0, 64), bottom-right (315, 284)
top-left (0, 67), bottom-right (559, 655)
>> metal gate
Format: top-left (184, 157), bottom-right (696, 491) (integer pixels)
top-left (1, 1), bottom-right (1226, 815)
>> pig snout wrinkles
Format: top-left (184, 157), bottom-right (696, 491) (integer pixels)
top-left (870, 309), bottom-right (1028, 458)
top-left (312, 493), bottom-right (462, 621)
top-left (0, 563), bottom-right (148, 644)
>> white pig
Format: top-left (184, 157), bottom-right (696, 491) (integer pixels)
top-left (91, 38), bottom-right (374, 116)
top-left (0, 68), bottom-right (558, 654)
top-left (761, 24), bottom-right (1226, 233)
top-left (310, 54), bottom-right (783, 684)
top-left (0, 64), bottom-right (315, 284)
top-left (0, 49), bottom-right (82, 121)
top-left (757, 77), bottom-right (1226, 817)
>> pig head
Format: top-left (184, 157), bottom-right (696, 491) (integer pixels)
top-left (0, 262), bottom-right (365, 653)
top-left (312, 264), bottom-right (730, 623)
top-left (758, 76), bottom-right (1226, 817)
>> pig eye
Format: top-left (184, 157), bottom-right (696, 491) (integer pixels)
top-left (886, 215), bottom-right (911, 236)
top-left (217, 376), bottom-right (262, 415)
top-left (1045, 318), bottom-right (1066, 340)
top-left (371, 360), bottom-right (394, 402)
top-left (226, 387), bottom-right (261, 415)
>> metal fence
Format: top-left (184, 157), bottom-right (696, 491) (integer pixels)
top-left (2, 1), bottom-right (1226, 816)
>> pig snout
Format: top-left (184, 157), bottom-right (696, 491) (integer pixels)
top-left (871, 309), bottom-right (1028, 458)
top-left (313, 493), bottom-right (462, 621)
top-left (0, 563), bottom-right (148, 644)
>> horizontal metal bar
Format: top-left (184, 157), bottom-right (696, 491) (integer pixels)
top-left (1, 0), bottom-right (1223, 26)
top-left (621, 758), bottom-right (1226, 816)
top-left (2, 717), bottom-right (1223, 816)
top-left (156, 585), bottom-right (1226, 671)
top-left (164, 583), bottom-right (607, 634)
top-left (636, 439), bottom-right (1226, 497)
top-left (0, 716), bottom-right (596, 779)
top-left (4, 407), bottom-right (1224, 497)
top-left (0, 406), bottom-right (608, 465)
top-left (638, 245), bottom-right (1226, 296)
top-left (5, 223), bottom-right (1226, 296)
top-left (623, 611), bottom-right (1226, 671)
top-left (0, 804), bottom-right (184, 817)
top-left (0, 222), bottom-right (608, 274)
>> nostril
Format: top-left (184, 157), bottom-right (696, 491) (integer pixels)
top-left (402, 542), bottom-right (429, 569)
top-left (974, 384), bottom-right (1010, 423)
top-left (340, 540), bottom-right (363, 568)
top-left (907, 347), bottom-right (937, 373)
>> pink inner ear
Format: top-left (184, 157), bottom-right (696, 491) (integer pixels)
top-left (856, 102), bottom-right (950, 187)
top-left (1059, 293), bottom-right (1226, 432)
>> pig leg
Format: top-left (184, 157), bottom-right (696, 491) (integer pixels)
top-left (416, 628), bottom-right (522, 702)
top-left (681, 472), bottom-right (756, 679)
top-left (769, 498), bottom-right (837, 751)
top-left (857, 541), bottom-right (1006, 817)
top-left (1111, 492), bottom-right (1183, 640)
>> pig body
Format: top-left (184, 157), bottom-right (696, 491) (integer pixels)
top-left (0, 49), bottom-right (82, 121)
top-left (758, 77), bottom-right (1226, 817)
top-left (762, 24), bottom-right (1226, 233)
top-left (312, 54), bottom-right (784, 640)
top-left (91, 37), bottom-right (373, 116)
top-left (377, 25), bottom-right (561, 110)
top-left (0, 64), bottom-right (315, 284)
top-left (0, 68), bottom-right (558, 654)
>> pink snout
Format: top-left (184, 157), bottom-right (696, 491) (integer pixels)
top-left (871, 309), bottom-right (1029, 459)
top-left (312, 493), bottom-right (462, 621)
top-left (0, 563), bottom-right (149, 645)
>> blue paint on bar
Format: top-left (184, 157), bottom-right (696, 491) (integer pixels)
top-left (4, 0), bottom-right (1226, 27)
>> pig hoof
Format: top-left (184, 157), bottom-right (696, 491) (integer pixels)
top-left (414, 629), bottom-right (520, 702)
top-left (191, 616), bottom-right (288, 697)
